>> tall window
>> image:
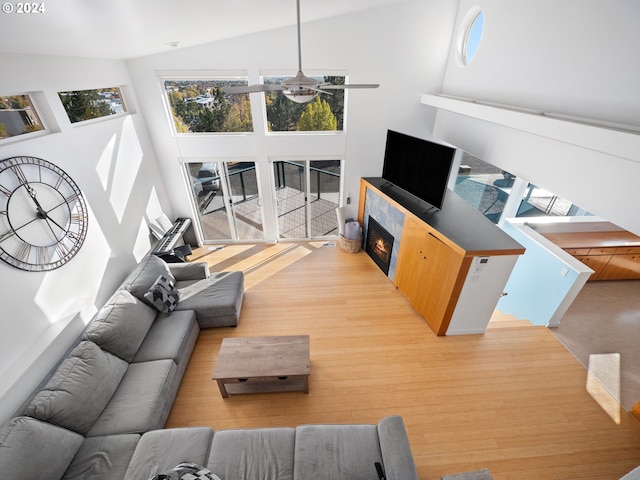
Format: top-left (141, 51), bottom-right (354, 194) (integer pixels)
top-left (163, 79), bottom-right (253, 133)
top-left (58, 87), bottom-right (126, 123)
top-left (264, 76), bottom-right (345, 132)
top-left (0, 94), bottom-right (44, 141)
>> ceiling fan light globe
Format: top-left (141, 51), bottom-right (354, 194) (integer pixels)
top-left (283, 89), bottom-right (318, 103)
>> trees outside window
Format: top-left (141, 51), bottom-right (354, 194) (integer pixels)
top-left (264, 75), bottom-right (345, 132)
top-left (163, 79), bottom-right (253, 133)
top-left (296, 97), bottom-right (337, 131)
top-left (58, 87), bottom-right (125, 123)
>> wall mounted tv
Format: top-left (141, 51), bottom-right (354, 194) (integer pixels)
top-left (381, 130), bottom-right (456, 211)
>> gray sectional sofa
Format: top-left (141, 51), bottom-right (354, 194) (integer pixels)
top-left (0, 254), bottom-right (419, 480)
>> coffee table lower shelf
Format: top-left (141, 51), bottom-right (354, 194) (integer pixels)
top-left (216, 375), bottom-right (309, 398)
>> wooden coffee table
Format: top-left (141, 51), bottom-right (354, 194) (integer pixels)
top-left (212, 335), bottom-right (310, 398)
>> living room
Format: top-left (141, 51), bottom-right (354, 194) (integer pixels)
top-left (1, 0), bottom-right (639, 478)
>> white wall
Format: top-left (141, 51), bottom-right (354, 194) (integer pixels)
top-left (0, 53), bottom-right (171, 423)
top-left (426, 0), bottom-right (640, 235)
top-left (127, 0), bottom-right (457, 238)
top-left (447, 254), bottom-right (519, 335)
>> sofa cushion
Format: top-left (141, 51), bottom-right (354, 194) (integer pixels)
top-left (168, 262), bottom-right (210, 281)
top-left (123, 427), bottom-right (213, 480)
top-left (87, 359), bottom-right (177, 436)
top-left (293, 423), bottom-right (384, 480)
top-left (150, 463), bottom-right (220, 480)
top-left (132, 310), bottom-right (199, 365)
top-left (207, 427), bottom-right (295, 480)
top-left (23, 341), bottom-right (129, 435)
top-left (175, 271), bottom-right (244, 328)
top-left (144, 275), bottom-right (181, 314)
top-left (0, 416), bottom-right (84, 479)
top-left (62, 434), bottom-right (140, 480)
top-left (83, 290), bottom-right (157, 362)
top-left (123, 255), bottom-right (175, 305)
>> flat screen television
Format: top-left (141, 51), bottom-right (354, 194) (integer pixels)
top-left (381, 130), bottom-right (456, 211)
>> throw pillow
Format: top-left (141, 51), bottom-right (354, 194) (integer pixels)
top-left (144, 274), bottom-right (180, 314)
top-left (124, 255), bottom-right (176, 304)
top-left (149, 462), bottom-right (221, 480)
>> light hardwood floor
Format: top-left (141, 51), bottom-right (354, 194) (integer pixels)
top-left (167, 242), bottom-right (640, 480)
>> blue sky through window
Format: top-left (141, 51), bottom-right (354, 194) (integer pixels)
top-left (465, 11), bottom-right (484, 64)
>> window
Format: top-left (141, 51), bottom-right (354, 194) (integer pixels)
top-left (264, 75), bottom-right (345, 132)
top-left (0, 94), bottom-right (44, 141)
top-left (459, 9), bottom-right (484, 65)
top-left (58, 87), bottom-right (126, 123)
top-left (454, 152), bottom-right (510, 224)
top-left (517, 184), bottom-right (589, 217)
top-left (163, 79), bottom-right (253, 133)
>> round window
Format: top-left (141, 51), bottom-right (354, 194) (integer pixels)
top-left (460, 9), bottom-right (484, 66)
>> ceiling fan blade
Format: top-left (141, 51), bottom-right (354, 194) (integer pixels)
top-left (307, 86), bottom-right (333, 95)
top-left (319, 84), bottom-right (380, 90)
top-left (223, 84), bottom-right (285, 94)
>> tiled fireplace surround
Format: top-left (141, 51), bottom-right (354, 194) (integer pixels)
top-left (363, 187), bottom-right (405, 282)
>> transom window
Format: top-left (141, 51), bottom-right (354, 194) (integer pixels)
top-left (0, 94), bottom-right (44, 141)
top-left (58, 87), bottom-right (127, 123)
top-left (163, 78), bottom-right (253, 133)
top-left (263, 75), bottom-right (345, 132)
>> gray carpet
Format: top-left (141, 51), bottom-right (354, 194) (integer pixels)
top-left (551, 280), bottom-right (640, 412)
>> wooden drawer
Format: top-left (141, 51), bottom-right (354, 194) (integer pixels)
top-left (588, 247), bottom-right (619, 255)
top-left (575, 255), bottom-right (612, 281)
top-left (615, 246), bottom-right (640, 255)
top-left (565, 248), bottom-right (591, 255)
top-left (598, 254), bottom-right (640, 280)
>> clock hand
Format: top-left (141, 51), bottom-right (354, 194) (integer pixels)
top-left (44, 215), bottom-right (68, 235)
top-left (24, 185), bottom-right (49, 219)
top-left (43, 217), bottom-right (63, 243)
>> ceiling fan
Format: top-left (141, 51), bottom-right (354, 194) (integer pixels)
top-left (223, 0), bottom-right (379, 103)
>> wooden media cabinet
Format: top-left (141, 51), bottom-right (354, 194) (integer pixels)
top-left (358, 178), bottom-right (525, 336)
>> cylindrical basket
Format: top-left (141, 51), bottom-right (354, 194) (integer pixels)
top-left (339, 235), bottom-right (362, 253)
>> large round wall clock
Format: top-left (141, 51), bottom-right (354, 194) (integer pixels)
top-left (0, 156), bottom-right (89, 272)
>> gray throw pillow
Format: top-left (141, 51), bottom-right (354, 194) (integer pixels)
top-left (123, 255), bottom-right (175, 304)
top-left (149, 462), bottom-right (221, 480)
top-left (144, 275), bottom-right (180, 314)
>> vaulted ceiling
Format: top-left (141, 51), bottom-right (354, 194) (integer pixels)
top-left (0, 0), bottom-right (413, 60)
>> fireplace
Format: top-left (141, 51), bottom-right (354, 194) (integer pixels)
top-left (365, 217), bottom-right (394, 275)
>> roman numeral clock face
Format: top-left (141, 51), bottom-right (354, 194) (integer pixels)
top-left (0, 156), bottom-right (88, 271)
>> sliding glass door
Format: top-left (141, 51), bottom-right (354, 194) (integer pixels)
top-left (185, 161), bottom-right (264, 242)
top-left (272, 159), bottom-right (342, 240)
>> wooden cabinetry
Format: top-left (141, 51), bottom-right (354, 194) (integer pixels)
top-left (359, 178), bottom-right (524, 336)
top-left (395, 218), bottom-right (467, 335)
top-left (574, 254), bottom-right (612, 280)
top-left (598, 252), bottom-right (640, 280)
top-left (542, 231), bottom-right (640, 281)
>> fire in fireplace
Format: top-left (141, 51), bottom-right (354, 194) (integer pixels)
top-left (365, 217), bottom-right (394, 275)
